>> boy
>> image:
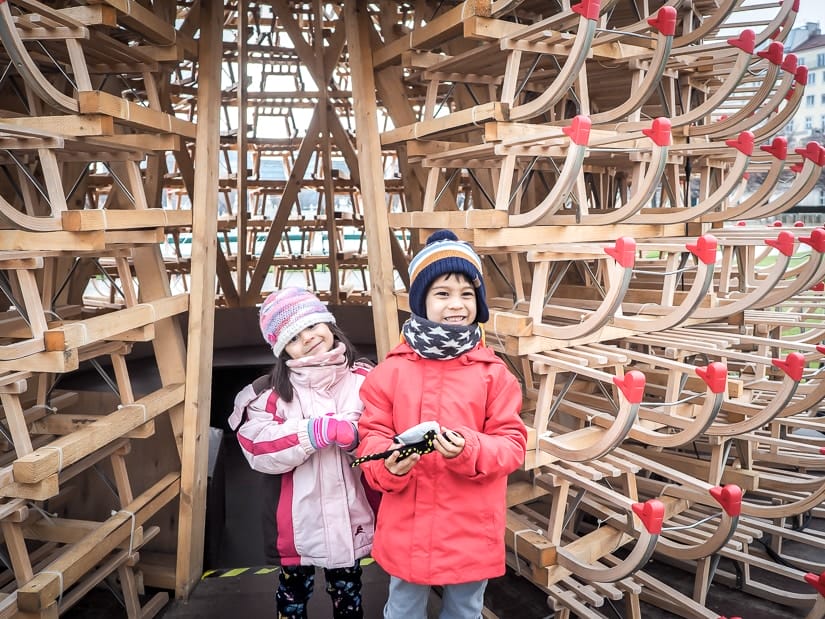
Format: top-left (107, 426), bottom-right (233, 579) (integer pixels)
top-left (356, 230), bottom-right (527, 619)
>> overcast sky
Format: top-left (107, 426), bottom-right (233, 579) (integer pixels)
top-left (793, 3), bottom-right (822, 27)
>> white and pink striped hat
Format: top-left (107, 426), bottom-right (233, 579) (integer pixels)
top-left (259, 287), bottom-right (336, 356)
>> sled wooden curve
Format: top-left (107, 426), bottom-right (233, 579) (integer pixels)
top-left (737, 468), bottom-right (825, 521)
top-left (709, 226), bottom-right (825, 308)
top-left (750, 64), bottom-right (810, 143)
top-left (505, 449), bottom-right (668, 592)
top-left (686, 41), bottom-right (787, 138)
top-left (709, 56), bottom-right (801, 142)
top-left (617, 447), bottom-right (807, 606)
top-left (0, 126), bottom-right (191, 234)
top-left (666, 328), bottom-right (825, 421)
top-left (587, 6), bottom-right (677, 125)
top-left (526, 237), bottom-right (635, 341)
top-left (531, 357), bottom-right (643, 462)
top-left (610, 235), bottom-right (718, 332)
top-left (611, 446), bottom-right (745, 514)
top-left (0, 1), bottom-right (196, 140)
top-left (535, 464), bottom-right (665, 584)
top-left (623, 331), bottom-right (806, 438)
top-left (546, 118), bottom-right (673, 226)
top-left (504, 1), bottom-right (600, 122)
top-left (665, 0), bottom-right (752, 49)
top-left (414, 115), bottom-right (594, 227)
top-left (608, 29), bottom-right (757, 135)
top-left (570, 344), bottom-right (728, 449)
top-left (0, 0), bottom-right (82, 113)
top-left (507, 116), bottom-right (591, 227)
top-left (628, 133), bottom-right (754, 225)
top-left (701, 137), bottom-right (789, 223)
top-left (746, 142), bottom-right (825, 220)
top-left (642, 481), bottom-right (742, 562)
top-left (745, 0), bottom-right (799, 47)
top-left (750, 227), bottom-right (825, 309)
top-left (691, 231), bottom-right (795, 320)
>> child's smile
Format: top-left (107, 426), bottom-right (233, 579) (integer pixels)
top-left (424, 273), bottom-right (477, 325)
top-left (285, 322), bottom-right (335, 359)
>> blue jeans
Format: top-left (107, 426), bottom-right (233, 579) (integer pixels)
top-left (383, 576), bottom-right (487, 619)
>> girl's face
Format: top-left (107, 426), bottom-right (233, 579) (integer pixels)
top-left (284, 322), bottom-right (335, 359)
top-left (424, 273), bottom-right (477, 326)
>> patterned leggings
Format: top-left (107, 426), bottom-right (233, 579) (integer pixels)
top-left (276, 562), bottom-right (363, 619)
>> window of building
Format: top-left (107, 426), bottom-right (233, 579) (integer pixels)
top-left (798, 56), bottom-right (806, 66)
top-left (807, 94), bottom-right (816, 105)
top-left (818, 53), bottom-right (825, 67)
top-left (822, 94), bottom-right (825, 104)
top-left (805, 116), bottom-right (812, 130)
top-left (820, 189), bottom-right (825, 207)
top-left (808, 72), bottom-right (816, 85)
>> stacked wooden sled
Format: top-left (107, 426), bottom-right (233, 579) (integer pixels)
top-left (0, 0), bottom-right (218, 617)
top-left (371, 0), bottom-right (825, 617)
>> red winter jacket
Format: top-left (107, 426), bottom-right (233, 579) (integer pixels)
top-left (357, 341), bottom-right (526, 585)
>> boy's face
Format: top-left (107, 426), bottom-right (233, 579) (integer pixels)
top-left (284, 322), bottom-right (335, 359)
top-left (425, 273), bottom-right (477, 325)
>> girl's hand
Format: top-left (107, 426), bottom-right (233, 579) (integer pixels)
top-left (384, 446), bottom-right (420, 475)
top-left (435, 428), bottom-right (464, 459)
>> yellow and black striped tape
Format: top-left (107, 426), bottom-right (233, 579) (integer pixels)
top-left (202, 557), bottom-right (375, 579)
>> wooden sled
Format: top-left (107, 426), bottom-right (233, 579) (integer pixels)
top-left (686, 41), bottom-right (786, 138)
top-left (690, 231), bottom-right (795, 320)
top-left (526, 237), bottom-right (636, 341)
top-left (565, 343), bottom-right (728, 449)
top-left (0, 0), bottom-right (194, 139)
top-left (531, 359), bottom-right (643, 462)
top-left (700, 136), bottom-right (789, 223)
top-left (628, 133), bottom-right (754, 225)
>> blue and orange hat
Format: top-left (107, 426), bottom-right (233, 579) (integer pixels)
top-left (407, 230), bottom-right (489, 323)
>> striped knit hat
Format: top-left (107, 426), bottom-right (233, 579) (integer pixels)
top-left (259, 287), bottom-right (336, 356)
top-left (408, 229), bottom-right (489, 323)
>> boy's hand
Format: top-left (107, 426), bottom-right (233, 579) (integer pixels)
top-left (384, 446), bottom-right (420, 475)
top-left (434, 428), bottom-right (464, 459)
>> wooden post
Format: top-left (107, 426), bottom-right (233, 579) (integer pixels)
top-left (236, 0), bottom-right (249, 304)
top-left (344, 2), bottom-right (398, 358)
top-left (175, 0), bottom-right (221, 599)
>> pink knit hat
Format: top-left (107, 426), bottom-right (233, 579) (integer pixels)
top-left (259, 288), bottom-right (336, 356)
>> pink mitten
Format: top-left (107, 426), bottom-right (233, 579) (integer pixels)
top-left (328, 418), bottom-right (357, 450)
top-left (308, 416), bottom-right (357, 450)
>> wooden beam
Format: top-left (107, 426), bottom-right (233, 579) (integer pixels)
top-left (176, 0), bottom-right (221, 600)
top-left (345, 2), bottom-right (398, 358)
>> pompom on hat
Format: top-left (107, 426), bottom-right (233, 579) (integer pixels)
top-left (408, 229), bottom-right (489, 323)
top-left (259, 287), bottom-right (336, 356)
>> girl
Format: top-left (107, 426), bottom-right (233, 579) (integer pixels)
top-left (228, 287), bottom-right (375, 619)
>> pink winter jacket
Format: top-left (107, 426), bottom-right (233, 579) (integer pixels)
top-left (357, 341), bottom-right (526, 585)
top-left (229, 349), bottom-right (375, 569)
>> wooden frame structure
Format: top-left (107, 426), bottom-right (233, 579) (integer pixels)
top-left (0, 1), bottom-right (822, 618)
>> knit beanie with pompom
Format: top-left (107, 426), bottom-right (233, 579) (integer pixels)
top-left (259, 287), bottom-right (336, 356)
top-left (407, 229), bottom-right (489, 323)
